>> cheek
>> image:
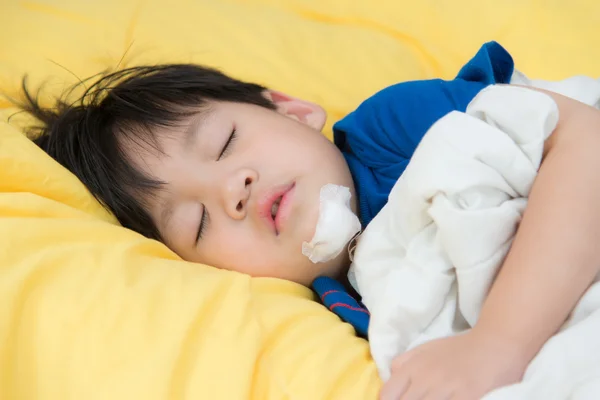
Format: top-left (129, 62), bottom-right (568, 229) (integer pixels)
top-left (208, 229), bottom-right (280, 275)
top-left (210, 228), bottom-right (316, 282)
top-left (295, 205), bottom-right (319, 249)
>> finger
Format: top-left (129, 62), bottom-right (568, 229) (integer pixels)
top-left (390, 350), bottom-right (415, 373)
top-left (397, 383), bottom-right (427, 400)
top-left (449, 392), bottom-right (474, 400)
top-left (380, 376), bottom-right (410, 400)
top-left (425, 391), bottom-right (452, 400)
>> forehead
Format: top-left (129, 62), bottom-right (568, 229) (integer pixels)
top-left (119, 105), bottom-right (215, 162)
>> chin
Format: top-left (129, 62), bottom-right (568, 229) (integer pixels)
top-left (321, 253), bottom-right (350, 280)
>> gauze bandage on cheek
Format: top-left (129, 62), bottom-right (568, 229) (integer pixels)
top-left (301, 184), bottom-right (361, 264)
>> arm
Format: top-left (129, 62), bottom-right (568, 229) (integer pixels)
top-left (474, 87), bottom-right (600, 361)
top-left (381, 88), bottom-right (600, 400)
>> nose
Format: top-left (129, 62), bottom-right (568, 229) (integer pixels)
top-left (221, 168), bottom-right (257, 220)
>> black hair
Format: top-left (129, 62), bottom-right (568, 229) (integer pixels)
top-left (17, 64), bottom-right (276, 241)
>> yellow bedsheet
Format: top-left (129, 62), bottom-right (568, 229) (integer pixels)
top-left (1, 1), bottom-right (599, 399)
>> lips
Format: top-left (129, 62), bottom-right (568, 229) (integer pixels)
top-left (257, 182), bottom-right (295, 234)
top-left (270, 196), bottom-right (283, 219)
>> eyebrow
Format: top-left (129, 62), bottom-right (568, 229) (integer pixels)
top-left (182, 107), bottom-right (215, 150)
top-left (159, 196), bottom-right (176, 237)
top-left (157, 112), bottom-right (208, 231)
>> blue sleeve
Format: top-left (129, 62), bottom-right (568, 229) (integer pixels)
top-left (333, 41), bottom-right (514, 226)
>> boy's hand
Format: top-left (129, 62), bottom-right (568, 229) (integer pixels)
top-left (380, 329), bottom-right (529, 400)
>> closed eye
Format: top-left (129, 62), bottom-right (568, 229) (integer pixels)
top-left (218, 128), bottom-right (237, 160)
top-left (197, 128), bottom-right (236, 244)
top-left (196, 208), bottom-right (209, 243)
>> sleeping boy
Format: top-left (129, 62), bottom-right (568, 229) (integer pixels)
top-left (18, 42), bottom-right (600, 399)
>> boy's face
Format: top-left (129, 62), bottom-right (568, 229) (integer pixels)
top-left (125, 91), bottom-right (357, 286)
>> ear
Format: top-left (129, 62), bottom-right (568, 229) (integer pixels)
top-left (263, 90), bottom-right (327, 131)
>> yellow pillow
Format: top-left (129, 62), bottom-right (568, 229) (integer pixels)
top-left (0, 120), bottom-right (379, 398)
top-left (1, 0), bottom-right (599, 399)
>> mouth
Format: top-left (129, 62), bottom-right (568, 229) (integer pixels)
top-left (270, 196), bottom-right (283, 220)
top-left (258, 182), bottom-right (296, 234)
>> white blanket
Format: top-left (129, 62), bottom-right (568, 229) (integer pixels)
top-left (350, 73), bottom-right (600, 399)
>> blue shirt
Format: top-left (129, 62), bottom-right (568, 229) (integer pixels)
top-left (312, 41), bottom-right (514, 337)
top-left (333, 41), bottom-right (514, 227)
